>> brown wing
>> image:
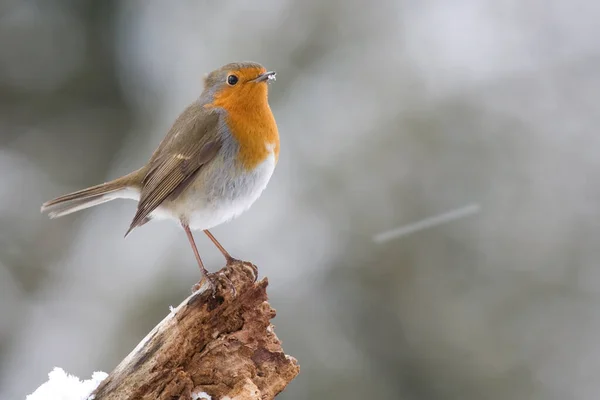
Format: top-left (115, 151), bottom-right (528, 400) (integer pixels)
top-left (125, 104), bottom-right (221, 235)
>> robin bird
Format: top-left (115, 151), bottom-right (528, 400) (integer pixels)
top-left (41, 61), bottom-right (279, 292)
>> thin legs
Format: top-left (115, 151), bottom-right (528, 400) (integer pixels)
top-left (203, 229), bottom-right (235, 264)
top-left (183, 224), bottom-right (238, 294)
top-left (205, 229), bottom-right (258, 280)
top-left (182, 223), bottom-right (211, 278)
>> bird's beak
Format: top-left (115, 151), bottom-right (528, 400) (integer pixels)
top-left (252, 71), bottom-right (276, 83)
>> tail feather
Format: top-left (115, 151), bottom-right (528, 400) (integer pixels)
top-left (41, 169), bottom-right (143, 218)
top-left (43, 193), bottom-right (121, 219)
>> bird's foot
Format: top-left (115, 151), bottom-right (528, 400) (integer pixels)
top-left (225, 257), bottom-right (259, 282)
top-left (219, 270), bottom-right (237, 297)
top-left (191, 273), bottom-right (215, 296)
top-left (192, 270), bottom-right (236, 297)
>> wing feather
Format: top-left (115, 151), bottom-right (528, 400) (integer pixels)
top-left (125, 106), bottom-right (222, 235)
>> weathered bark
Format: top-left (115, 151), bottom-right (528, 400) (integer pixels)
top-left (91, 261), bottom-right (299, 400)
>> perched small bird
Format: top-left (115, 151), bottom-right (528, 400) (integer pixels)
top-left (41, 61), bottom-right (279, 291)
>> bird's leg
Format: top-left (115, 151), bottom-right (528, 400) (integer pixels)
top-left (202, 229), bottom-right (239, 294)
top-left (204, 229), bottom-right (259, 281)
top-left (182, 223), bottom-right (217, 294)
top-left (203, 229), bottom-right (235, 264)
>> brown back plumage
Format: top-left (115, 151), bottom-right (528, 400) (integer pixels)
top-left (124, 103), bottom-right (221, 236)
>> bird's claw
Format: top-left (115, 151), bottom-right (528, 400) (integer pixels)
top-left (192, 271), bottom-right (236, 297)
top-left (242, 261), bottom-right (259, 282)
top-left (225, 257), bottom-right (259, 282)
top-left (220, 271), bottom-right (237, 297)
top-left (191, 273), bottom-right (216, 296)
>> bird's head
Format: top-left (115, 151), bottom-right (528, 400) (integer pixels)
top-left (202, 62), bottom-right (276, 110)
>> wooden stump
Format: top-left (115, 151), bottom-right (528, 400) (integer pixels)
top-left (91, 261), bottom-right (299, 400)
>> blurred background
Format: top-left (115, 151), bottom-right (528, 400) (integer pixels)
top-left (2, 0), bottom-right (600, 399)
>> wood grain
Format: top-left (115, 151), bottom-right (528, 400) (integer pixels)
top-left (91, 261), bottom-right (299, 400)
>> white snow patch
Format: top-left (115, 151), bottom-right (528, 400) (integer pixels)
top-left (26, 367), bottom-right (107, 400)
top-left (191, 391), bottom-right (211, 400)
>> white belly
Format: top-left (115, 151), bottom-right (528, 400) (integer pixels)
top-left (146, 151), bottom-right (277, 231)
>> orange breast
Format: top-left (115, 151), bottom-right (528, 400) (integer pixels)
top-left (208, 84), bottom-right (279, 171)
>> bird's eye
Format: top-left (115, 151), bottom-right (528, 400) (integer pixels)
top-left (227, 75), bottom-right (239, 86)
